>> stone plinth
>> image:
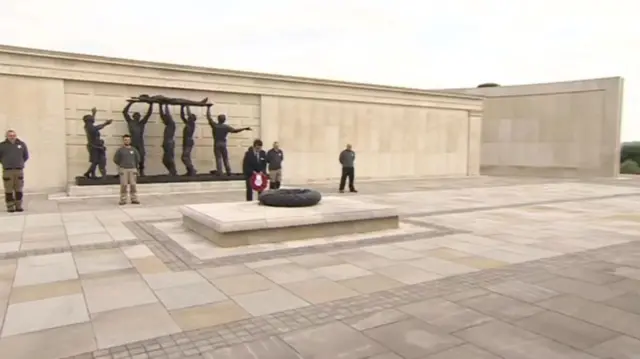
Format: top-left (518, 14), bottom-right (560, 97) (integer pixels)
top-left (63, 180), bottom-right (245, 198)
top-left (179, 197), bottom-right (399, 248)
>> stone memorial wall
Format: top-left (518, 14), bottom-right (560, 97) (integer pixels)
top-left (0, 45), bottom-right (483, 193)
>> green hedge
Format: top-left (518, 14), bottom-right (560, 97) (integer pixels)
top-left (621, 159), bottom-right (640, 174)
top-left (621, 142), bottom-right (640, 174)
top-left (621, 142), bottom-right (640, 163)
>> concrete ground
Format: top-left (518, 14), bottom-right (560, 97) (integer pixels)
top-left (1, 176), bottom-right (640, 359)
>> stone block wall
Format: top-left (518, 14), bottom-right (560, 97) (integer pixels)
top-left (445, 77), bottom-right (624, 177)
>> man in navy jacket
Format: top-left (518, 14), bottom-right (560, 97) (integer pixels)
top-left (242, 139), bottom-right (267, 201)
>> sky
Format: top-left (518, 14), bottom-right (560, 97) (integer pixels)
top-left (0, 0), bottom-right (638, 140)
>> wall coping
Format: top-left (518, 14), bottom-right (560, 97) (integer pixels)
top-left (0, 45), bottom-right (482, 101)
top-left (432, 77), bottom-right (623, 97)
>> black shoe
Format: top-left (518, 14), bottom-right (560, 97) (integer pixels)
top-left (350, 189), bottom-right (358, 193)
top-left (131, 200), bottom-right (140, 204)
top-left (339, 190), bottom-right (345, 193)
top-left (7, 208), bottom-right (15, 213)
top-left (15, 208), bottom-right (24, 212)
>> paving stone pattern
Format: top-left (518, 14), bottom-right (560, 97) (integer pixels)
top-left (1, 177), bottom-right (640, 358)
top-left (130, 219), bottom-right (459, 269)
top-left (64, 241), bottom-right (640, 359)
top-left (0, 239), bottom-right (141, 261)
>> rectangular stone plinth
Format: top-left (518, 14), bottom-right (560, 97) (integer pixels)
top-left (180, 197), bottom-right (399, 247)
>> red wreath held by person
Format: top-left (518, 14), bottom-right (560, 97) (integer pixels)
top-left (250, 172), bottom-right (269, 192)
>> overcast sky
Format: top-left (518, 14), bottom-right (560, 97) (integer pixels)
top-left (0, 0), bottom-right (637, 140)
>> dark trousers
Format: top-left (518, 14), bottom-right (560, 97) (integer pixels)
top-left (133, 144), bottom-right (146, 175)
top-left (181, 143), bottom-right (195, 175)
top-left (339, 166), bottom-right (355, 191)
top-left (86, 159), bottom-right (106, 178)
top-left (245, 177), bottom-right (263, 201)
top-left (268, 169), bottom-right (282, 189)
top-left (162, 142), bottom-right (177, 176)
top-left (214, 145), bottom-right (231, 174)
top-left (269, 181), bottom-right (281, 190)
top-left (3, 169), bottom-right (24, 211)
top-left (85, 149), bottom-right (106, 178)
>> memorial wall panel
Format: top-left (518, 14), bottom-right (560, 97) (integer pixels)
top-left (261, 96), bottom-right (472, 182)
top-left (446, 77), bottom-right (623, 177)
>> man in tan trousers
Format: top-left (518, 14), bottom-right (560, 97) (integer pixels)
top-left (0, 129), bottom-right (29, 212)
top-left (266, 141), bottom-right (284, 189)
top-left (113, 134), bottom-right (141, 205)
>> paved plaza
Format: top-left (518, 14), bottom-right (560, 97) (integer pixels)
top-left (1, 176), bottom-right (640, 358)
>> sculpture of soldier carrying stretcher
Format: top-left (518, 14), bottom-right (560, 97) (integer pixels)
top-left (129, 94), bottom-right (212, 107)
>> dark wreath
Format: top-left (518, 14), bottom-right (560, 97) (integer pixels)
top-left (258, 188), bottom-right (322, 208)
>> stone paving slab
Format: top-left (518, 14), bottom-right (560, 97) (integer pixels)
top-left (47, 240), bottom-right (640, 359)
top-left (0, 178), bottom-right (640, 358)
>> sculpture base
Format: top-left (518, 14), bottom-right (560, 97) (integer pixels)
top-left (180, 197), bottom-right (399, 248)
top-left (65, 179), bottom-right (246, 198)
top-left (75, 173), bottom-right (244, 186)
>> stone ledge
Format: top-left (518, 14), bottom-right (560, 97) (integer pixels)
top-left (179, 197), bottom-right (398, 233)
top-left (64, 180), bottom-right (245, 198)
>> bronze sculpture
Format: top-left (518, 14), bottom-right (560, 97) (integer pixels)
top-left (180, 105), bottom-right (198, 176)
top-left (122, 101), bottom-right (153, 176)
top-left (158, 104), bottom-right (178, 176)
top-left (131, 94), bottom-right (210, 106)
top-left (82, 108), bottom-right (113, 179)
top-left (206, 106), bottom-right (251, 175)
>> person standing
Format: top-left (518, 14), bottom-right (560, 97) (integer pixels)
top-left (339, 144), bottom-right (357, 193)
top-left (266, 141), bottom-right (284, 189)
top-left (113, 134), bottom-right (141, 205)
top-left (0, 130), bottom-right (29, 212)
top-left (242, 139), bottom-right (267, 201)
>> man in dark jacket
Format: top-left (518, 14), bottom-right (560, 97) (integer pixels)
top-left (0, 130), bottom-right (29, 212)
top-left (242, 139), bottom-right (267, 201)
top-left (339, 143), bottom-right (357, 193)
top-left (266, 141), bottom-right (284, 189)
